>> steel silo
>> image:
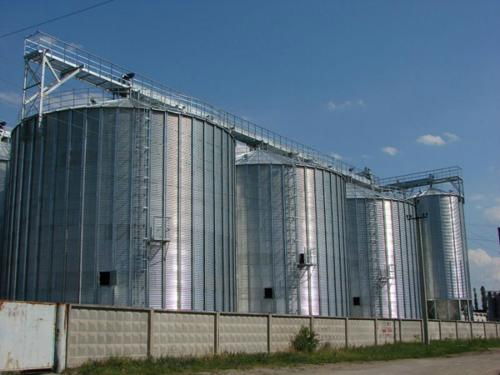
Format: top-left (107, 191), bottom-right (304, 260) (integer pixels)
top-left (0, 130), bottom-right (11, 297)
top-left (415, 188), bottom-right (471, 319)
top-left (236, 149), bottom-right (349, 317)
top-left (1, 100), bottom-right (235, 310)
top-left (346, 186), bottom-right (421, 319)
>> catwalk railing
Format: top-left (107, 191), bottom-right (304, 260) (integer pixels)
top-left (1, 300), bottom-right (498, 372)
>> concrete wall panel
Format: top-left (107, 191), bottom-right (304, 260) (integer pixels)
top-left (152, 312), bottom-right (214, 357)
top-left (67, 307), bottom-right (148, 368)
top-left (377, 320), bottom-right (395, 344)
top-left (400, 320), bottom-right (422, 342)
top-left (456, 322), bottom-right (471, 340)
top-left (440, 322), bottom-right (457, 340)
top-left (219, 314), bottom-right (267, 354)
top-left (485, 323), bottom-right (497, 339)
top-left (472, 323), bottom-right (485, 339)
top-left (271, 317), bottom-right (310, 352)
top-left (428, 321), bottom-right (440, 341)
top-left (315, 318), bottom-right (346, 348)
top-left (348, 319), bottom-right (375, 347)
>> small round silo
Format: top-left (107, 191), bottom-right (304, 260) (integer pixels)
top-left (1, 99), bottom-right (235, 310)
top-left (236, 149), bottom-right (349, 316)
top-left (415, 188), bottom-right (471, 320)
top-left (346, 186), bottom-right (421, 319)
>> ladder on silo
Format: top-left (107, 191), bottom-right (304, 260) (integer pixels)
top-left (284, 164), bottom-right (299, 314)
top-left (367, 201), bottom-right (383, 317)
top-left (131, 106), bottom-right (151, 306)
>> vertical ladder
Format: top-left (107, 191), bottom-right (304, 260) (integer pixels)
top-left (132, 106), bottom-right (151, 306)
top-left (284, 164), bottom-right (299, 314)
top-left (367, 201), bottom-right (383, 316)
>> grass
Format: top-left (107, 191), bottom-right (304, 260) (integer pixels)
top-left (65, 339), bottom-right (500, 375)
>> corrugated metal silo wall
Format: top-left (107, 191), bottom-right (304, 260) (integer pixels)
top-left (1, 106), bottom-right (235, 310)
top-left (416, 193), bottom-right (471, 301)
top-left (0, 139), bottom-right (10, 297)
top-left (236, 163), bottom-right (349, 316)
top-left (347, 197), bottom-right (421, 319)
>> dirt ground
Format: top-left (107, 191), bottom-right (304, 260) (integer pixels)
top-left (222, 349), bottom-right (500, 375)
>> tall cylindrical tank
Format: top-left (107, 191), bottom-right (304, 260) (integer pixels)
top-left (1, 100), bottom-right (235, 311)
top-left (0, 130), bottom-right (11, 295)
top-left (236, 149), bottom-right (349, 316)
top-left (415, 188), bottom-right (471, 319)
top-left (346, 187), bottom-right (421, 319)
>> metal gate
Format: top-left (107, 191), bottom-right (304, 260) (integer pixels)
top-left (0, 301), bottom-right (57, 371)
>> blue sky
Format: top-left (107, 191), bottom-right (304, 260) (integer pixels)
top-left (0, 0), bottom-right (499, 292)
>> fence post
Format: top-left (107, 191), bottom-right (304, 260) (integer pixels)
top-left (470, 321), bottom-right (473, 339)
top-left (496, 323), bottom-right (499, 338)
top-left (267, 314), bottom-right (272, 354)
top-left (483, 322), bottom-right (487, 339)
top-left (438, 320), bottom-right (442, 340)
top-left (344, 317), bottom-right (349, 348)
top-left (55, 304), bottom-right (68, 373)
top-left (374, 319), bottom-right (378, 345)
top-left (214, 312), bottom-right (220, 355)
top-left (393, 320), bottom-right (397, 342)
top-left (147, 309), bottom-right (154, 358)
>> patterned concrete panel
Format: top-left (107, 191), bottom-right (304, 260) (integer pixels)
top-left (271, 317), bottom-right (310, 352)
top-left (485, 323), bottom-right (497, 339)
top-left (456, 322), bottom-right (471, 340)
top-left (472, 323), bottom-right (485, 339)
top-left (67, 307), bottom-right (148, 367)
top-left (440, 322), bottom-right (457, 340)
top-left (314, 318), bottom-right (346, 348)
top-left (400, 320), bottom-right (422, 342)
top-left (348, 319), bottom-right (375, 347)
top-left (219, 315), bottom-right (267, 354)
top-left (152, 312), bottom-right (215, 357)
top-left (376, 320), bottom-right (395, 344)
top-left (428, 321), bottom-right (440, 341)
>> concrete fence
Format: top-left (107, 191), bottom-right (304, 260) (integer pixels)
top-left (1, 301), bottom-right (499, 372)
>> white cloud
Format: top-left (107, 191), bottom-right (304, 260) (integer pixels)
top-left (0, 91), bottom-right (21, 107)
top-left (381, 146), bottom-right (398, 156)
top-left (444, 132), bottom-right (460, 143)
top-left (484, 206), bottom-right (500, 223)
top-left (416, 132), bottom-right (461, 146)
top-left (327, 99), bottom-right (365, 112)
top-left (416, 134), bottom-right (446, 146)
top-left (469, 248), bottom-right (500, 289)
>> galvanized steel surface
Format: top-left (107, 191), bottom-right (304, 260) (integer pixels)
top-left (347, 190), bottom-right (421, 319)
top-left (415, 189), bottom-right (471, 301)
top-left (1, 105), bottom-right (235, 311)
top-left (236, 149), bottom-right (349, 317)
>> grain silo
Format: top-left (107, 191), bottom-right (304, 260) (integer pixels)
top-left (346, 185), bottom-right (421, 319)
top-left (415, 188), bottom-right (471, 320)
top-left (236, 149), bottom-right (349, 316)
top-left (1, 100), bottom-right (236, 311)
top-left (0, 129), bottom-right (11, 295)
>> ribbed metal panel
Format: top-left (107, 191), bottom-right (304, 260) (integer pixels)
top-left (3, 104), bottom-right (235, 310)
top-left (0, 135), bottom-right (11, 298)
top-left (236, 149), bottom-right (349, 316)
top-left (347, 190), bottom-right (421, 319)
top-left (416, 190), bottom-right (471, 301)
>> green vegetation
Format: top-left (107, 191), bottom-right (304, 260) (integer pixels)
top-left (65, 339), bottom-right (500, 375)
top-left (291, 326), bottom-right (319, 352)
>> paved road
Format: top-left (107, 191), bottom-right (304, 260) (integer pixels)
top-left (223, 349), bottom-right (500, 375)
